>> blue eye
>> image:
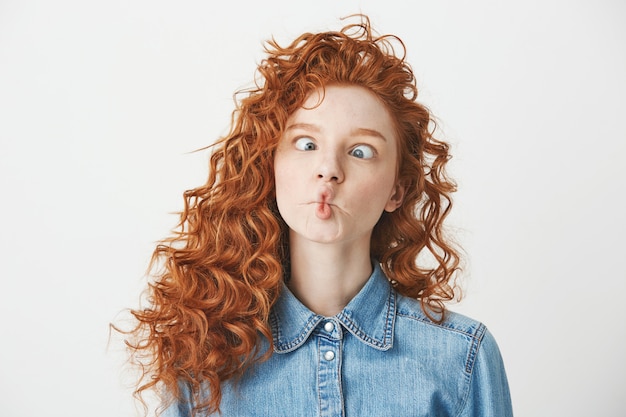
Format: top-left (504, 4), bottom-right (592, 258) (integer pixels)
top-left (350, 145), bottom-right (375, 159)
top-left (295, 137), bottom-right (317, 151)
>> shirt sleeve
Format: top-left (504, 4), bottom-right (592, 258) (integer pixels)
top-left (458, 328), bottom-right (514, 417)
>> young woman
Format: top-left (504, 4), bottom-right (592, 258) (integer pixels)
top-left (123, 15), bottom-right (513, 417)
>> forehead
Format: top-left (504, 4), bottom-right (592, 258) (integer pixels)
top-left (288, 85), bottom-right (398, 142)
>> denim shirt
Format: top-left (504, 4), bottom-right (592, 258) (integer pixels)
top-left (164, 263), bottom-right (513, 416)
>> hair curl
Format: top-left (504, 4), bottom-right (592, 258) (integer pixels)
top-left (121, 14), bottom-right (460, 416)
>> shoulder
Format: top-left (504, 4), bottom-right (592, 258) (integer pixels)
top-left (393, 292), bottom-right (505, 374)
top-left (393, 293), bottom-right (513, 416)
top-left (395, 292), bottom-right (487, 341)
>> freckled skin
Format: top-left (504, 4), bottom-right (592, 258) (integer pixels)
top-left (274, 85), bottom-right (404, 247)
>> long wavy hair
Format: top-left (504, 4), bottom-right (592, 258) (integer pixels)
top-left (122, 15), bottom-right (460, 416)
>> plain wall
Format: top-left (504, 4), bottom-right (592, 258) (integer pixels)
top-left (1, 0), bottom-right (624, 416)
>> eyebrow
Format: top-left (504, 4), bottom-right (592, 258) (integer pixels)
top-left (285, 123), bottom-right (388, 142)
top-left (285, 123), bottom-right (321, 133)
top-left (351, 127), bottom-right (388, 142)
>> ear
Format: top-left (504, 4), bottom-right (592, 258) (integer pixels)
top-left (384, 181), bottom-right (406, 213)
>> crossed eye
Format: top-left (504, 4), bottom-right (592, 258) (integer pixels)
top-left (350, 145), bottom-right (375, 159)
top-left (295, 138), bottom-right (375, 159)
top-left (295, 137), bottom-right (317, 151)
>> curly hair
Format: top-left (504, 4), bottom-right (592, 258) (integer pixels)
top-left (122, 14), bottom-right (460, 416)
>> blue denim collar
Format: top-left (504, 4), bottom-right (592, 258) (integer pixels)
top-left (270, 262), bottom-right (396, 353)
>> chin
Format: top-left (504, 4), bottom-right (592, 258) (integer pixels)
top-left (292, 227), bottom-right (344, 245)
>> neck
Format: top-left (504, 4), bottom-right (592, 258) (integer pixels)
top-left (287, 234), bottom-right (373, 317)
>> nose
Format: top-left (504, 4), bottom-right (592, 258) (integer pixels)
top-left (317, 151), bottom-right (344, 183)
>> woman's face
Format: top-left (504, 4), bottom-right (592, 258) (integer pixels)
top-left (274, 84), bottom-right (404, 247)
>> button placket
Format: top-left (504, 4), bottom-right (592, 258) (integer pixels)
top-left (317, 333), bottom-right (343, 417)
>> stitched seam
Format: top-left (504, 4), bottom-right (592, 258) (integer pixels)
top-left (275, 316), bottom-right (323, 353)
top-left (454, 323), bottom-right (486, 417)
top-left (317, 337), bottom-right (322, 417)
top-left (335, 287), bottom-right (395, 350)
top-left (385, 290), bottom-right (396, 346)
top-left (396, 312), bottom-right (481, 339)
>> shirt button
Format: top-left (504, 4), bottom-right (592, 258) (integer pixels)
top-left (323, 350), bottom-right (335, 361)
top-left (324, 321), bottom-right (335, 332)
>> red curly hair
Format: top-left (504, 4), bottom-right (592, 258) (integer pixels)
top-left (123, 14), bottom-right (460, 416)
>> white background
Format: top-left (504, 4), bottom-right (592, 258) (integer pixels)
top-left (1, 1), bottom-right (625, 416)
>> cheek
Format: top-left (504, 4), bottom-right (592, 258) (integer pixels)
top-left (273, 157), bottom-right (297, 206)
top-left (367, 173), bottom-right (399, 207)
top-left (349, 177), bottom-right (388, 209)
